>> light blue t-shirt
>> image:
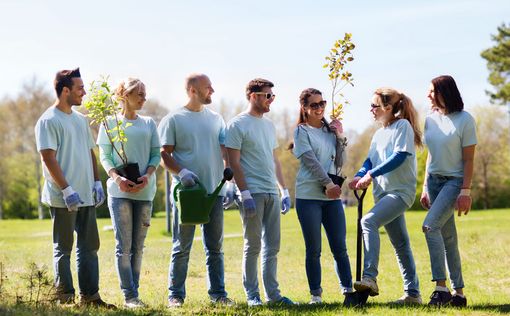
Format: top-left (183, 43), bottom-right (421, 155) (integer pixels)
top-left (97, 115), bottom-right (160, 201)
top-left (368, 119), bottom-right (416, 207)
top-left (424, 110), bottom-right (477, 178)
top-left (158, 106), bottom-right (226, 195)
top-left (225, 112), bottom-right (278, 194)
top-left (293, 124), bottom-right (338, 200)
top-left (35, 106), bottom-right (96, 208)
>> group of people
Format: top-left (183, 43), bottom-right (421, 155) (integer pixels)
top-left (35, 68), bottom-right (476, 310)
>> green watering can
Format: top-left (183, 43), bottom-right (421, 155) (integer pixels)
top-left (173, 168), bottom-right (234, 225)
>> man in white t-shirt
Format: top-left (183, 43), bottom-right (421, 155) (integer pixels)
top-left (159, 73), bottom-right (233, 307)
top-left (34, 68), bottom-right (113, 308)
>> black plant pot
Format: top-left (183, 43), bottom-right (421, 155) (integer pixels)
top-left (117, 162), bottom-right (142, 184)
top-left (323, 173), bottom-right (346, 193)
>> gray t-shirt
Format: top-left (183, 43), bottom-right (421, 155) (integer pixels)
top-left (35, 107), bottom-right (96, 208)
top-left (368, 119), bottom-right (416, 207)
top-left (225, 112), bottom-right (278, 194)
top-left (158, 106), bottom-right (226, 195)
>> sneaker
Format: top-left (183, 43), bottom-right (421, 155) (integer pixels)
top-left (247, 296), bottom-right (263, 307)
top-left (80, 298), bottom-right (117, 309)
top-left (354, 277), bottom-right (379, 296)
top-left (168, 296), bottom-right (184, 308)
top-left (343, 292), bottom-right (359, 307)
top-left (212, 296), bottom-right (235, 306)
top-left (309, 295), bottom-right (322, 304)
top-left (394, 294), bottom-right (423, 305)
top-left (269, 296), bottom-right (295, 306)
top-left (124, 297), bottom-right (145, 309)
top-left (450, 294), bottom-right (467, 307)
top-left (428, 290), bottom-right (452, 306)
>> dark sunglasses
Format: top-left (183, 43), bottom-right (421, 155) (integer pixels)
top-left (308, 100), bottom-right (327, 109)
top-left (253, 92), bottom-right (276, 99)
top-left (370, 103), bottom-right (381, 109)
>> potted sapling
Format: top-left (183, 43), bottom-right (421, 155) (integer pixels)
top-left (84, 76), bottom-right (142, 184)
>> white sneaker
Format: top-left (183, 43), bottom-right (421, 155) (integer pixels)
top-left (354, 277), bottom-right (379, 296)
top-left (124, 297), bottom-right (145, 309)
top-left (394, 294), bottom-right (423, 305)
top-left (309, 295), bottom-right (322, 304)
top-left (247, 296), bottom-right (263, 307)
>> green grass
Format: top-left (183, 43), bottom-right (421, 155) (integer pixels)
top-left (0, 207), bottom-right (509, 315)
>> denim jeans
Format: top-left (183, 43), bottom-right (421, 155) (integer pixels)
top-left (108, 197), bottom-right (152, 300)
top-left (423, 174), bottom-right (464, 289)
top-left (296, 199), bottom-right (353, 296)
top-left (50, 206), bottom-right (100, 303)
top-left (240, 193), bottom-right (281, 302)
top-left (168, 196), bottom-right (226, 300)
top-left (361, 193), bottom-right (420, 296)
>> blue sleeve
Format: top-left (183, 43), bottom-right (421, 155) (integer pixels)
top-left (355, 158), bottom-right (372, 177)
top-left (370, 151), bottom-right (410, 177)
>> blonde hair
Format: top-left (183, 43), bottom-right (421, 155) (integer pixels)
top-left (115, 78), bottom-right (145, 105)
top-left (374, 87), bottom-right (422, 147)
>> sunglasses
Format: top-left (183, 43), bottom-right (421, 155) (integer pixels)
top-left (308, 100), bottom-right (327, 110)
top-left (370, 103), bottom-right (381, 109)
top-left (253, 92), bottom-right (276, 99)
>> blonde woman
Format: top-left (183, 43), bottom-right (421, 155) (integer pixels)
top-left (97, 78), bottom-right (160, 308)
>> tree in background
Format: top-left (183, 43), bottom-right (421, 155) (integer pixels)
top-left (481, 23), bottom-right (510, 106)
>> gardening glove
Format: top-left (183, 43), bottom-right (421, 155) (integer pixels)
top-left (241, 190), bottom-right (257, 219)
top-left (62, 186), bottom-right (83, 212)
top-left (280, 188), bottom-right (291, 215)
top-left (92, 181), bottom-right (105, 208)
top-left (223, 182), bottom-right (237, 209)
top-left (178, 168), bottom-right (198, 187)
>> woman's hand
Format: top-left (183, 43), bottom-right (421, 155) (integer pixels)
top-left (325, 184), bottom-right (342, 199)
top-left (455, 190), bottom-right (472, 216)
top-left (130, 174), bottom-right (150, 193)
top-left (348, 176), bottom-right (361, 190)
top-left (420, 191), bottom-right (431, 209)
top-left (116, 176), bottom-right (136, 192)
top-left (329, 119), bottom-right (344, 136)
top-left (355, 173), bottom-right (372, 189)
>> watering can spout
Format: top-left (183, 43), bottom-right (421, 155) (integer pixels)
top-left (205, 168), bottom-right (234, 210)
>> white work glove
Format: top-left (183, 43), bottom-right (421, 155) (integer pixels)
top-left (62, 186), bottom-right (83, 212)
top-left (178, 168), bottom-right (199, 187)
top-left (280, 188), bottom-right (291, 215)
top-left (92, 180), bottom-right (105, 207)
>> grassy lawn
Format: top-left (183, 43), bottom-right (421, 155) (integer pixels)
top-left (0, 206), bottom-right (509, 315)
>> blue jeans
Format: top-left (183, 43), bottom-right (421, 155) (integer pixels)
top-left (361, 194), bottom-right (420, 296)
top-left (296, 199), bottom-right (353, 296)
top-left (50, 206), bottom-right (100, 302)
top-left (108, 197), bottom-right (152, 300)
top-left (168, 196), bottom-right (226, 300)
top-left (240, 193), bottom-right (281, 302)
top-left (423, 174), bottom-right (464, 289)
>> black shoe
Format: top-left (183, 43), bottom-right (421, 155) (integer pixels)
top-left (450, 295), bottom-right (467, 307)
top-left (343, 292), bottom-right (359, 307)
top-left (81, 298), bottom-right (117, 309)
top-left (428, 290), bottom-right (452, 307)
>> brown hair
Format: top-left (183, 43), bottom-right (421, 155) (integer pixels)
top-left (288, 88), bottom-right (331, 150)
top-left (54, 68), bottom-right (81, 97)
top-left (245, 78), bottom-right (274, 100)
top-left (374, 87), bottom-right (423, 147)
top-left (431, 75), bottom-right (464, 114)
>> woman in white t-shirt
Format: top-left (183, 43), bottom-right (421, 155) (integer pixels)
top-left (349, 87), bottom-right (423, 305)
top-left (420, 75), bottom-right (476, 307)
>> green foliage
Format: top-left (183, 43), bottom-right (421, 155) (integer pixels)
top-left (83, 77), bottom-right (130, 166)
top-left (324, 33), bottom-right (355, 119)
top-left (481, 23), bottom-right (510, 105)
top-left (18, 262), bottom-right (55, 306)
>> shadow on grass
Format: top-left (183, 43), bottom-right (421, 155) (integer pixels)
top-left (368, 301), bottom-right (510, 313)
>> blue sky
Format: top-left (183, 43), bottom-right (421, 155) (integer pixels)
top-left (1, 0), bottom-right (508, 131)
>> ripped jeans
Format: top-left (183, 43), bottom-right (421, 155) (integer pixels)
top-left (423, 174), bottom-right (464, 289)
top-left (108, 197), bottom-right (153, 300)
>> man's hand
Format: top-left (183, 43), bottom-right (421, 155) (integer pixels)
top-left (355, 173), bottom-right (372, 189)
top-left (62, 186), bottom-right (83, 212)
top-left (241, 190), bottom-right (257, 219)
top-left (179, 168), bottom-right (199, 187)
top-left (348, 176), bottom-right (361, 190)
top-left (455, 189), bottom-right (472, 216)
top-left (280, 188), bottom-right (291, 215)
top-left (92, 181), bottom-right (105, 207)
top-left (223, 182), bottom-right (237, 209)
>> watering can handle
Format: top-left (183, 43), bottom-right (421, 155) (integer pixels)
top-left (172, 180), bottom-right (206, 202)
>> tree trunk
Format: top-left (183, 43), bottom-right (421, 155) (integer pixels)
top-left (482, 160), bottom-right (490, 210)
top-left (0, 201), bottom-right (3, 220)
top-left (35, 154), bottom-right (44, 219)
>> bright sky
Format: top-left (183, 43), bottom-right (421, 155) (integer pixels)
top-left (1, 0), bottom-right (508, 131)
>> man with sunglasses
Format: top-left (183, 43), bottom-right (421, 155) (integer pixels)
top-left (225, 78), bottom-right (293, 306)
